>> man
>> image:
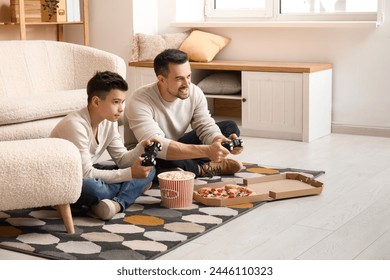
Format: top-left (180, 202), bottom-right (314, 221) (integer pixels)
top-left (124, 49), bottom-right (243, 178)
top-left (51, 71), bottom-right (158, 220)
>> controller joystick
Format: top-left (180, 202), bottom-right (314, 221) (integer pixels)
top-left (141, 142), bottom-right (162, 166)
top-left (221, 139), bottom-right (243, 151)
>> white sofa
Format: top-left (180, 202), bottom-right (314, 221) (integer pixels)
top-left (0, 40), bottom-right (126, 233)
top-left (0, 40), bottom-right (126, 140)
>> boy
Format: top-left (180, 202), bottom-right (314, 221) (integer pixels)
top-left (50, 71), bottom-right (159, 220)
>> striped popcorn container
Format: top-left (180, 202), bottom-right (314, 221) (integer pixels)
top-left (157, 171), bottom-right (195, 208)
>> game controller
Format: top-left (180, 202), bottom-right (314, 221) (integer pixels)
top-left (221, 138), bottom-right (243, 151)
top-left (141, 142), bottom-right (162, 166)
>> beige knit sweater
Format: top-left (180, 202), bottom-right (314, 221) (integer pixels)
top-left (50, 107), bottom-right (145, 184)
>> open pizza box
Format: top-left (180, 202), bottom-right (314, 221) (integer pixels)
top-left (193, 173), bottom-right (324, 207)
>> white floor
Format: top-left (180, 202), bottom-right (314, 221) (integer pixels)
top-left (1, 133), bottom-right (390, 260)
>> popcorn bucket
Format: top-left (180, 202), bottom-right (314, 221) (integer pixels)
top-left (157, 171), bottom-right (195, 208)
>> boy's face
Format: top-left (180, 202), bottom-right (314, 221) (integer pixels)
top-left (96, 89), bottom-right (125, 122)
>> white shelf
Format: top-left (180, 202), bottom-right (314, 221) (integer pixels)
top-left (204, 94), bottom-right (242, 100)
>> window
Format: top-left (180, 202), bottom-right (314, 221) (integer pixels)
top-left (280, 0), bottom-right (379, 21)
top-left (215, 0), bottom-right (265, 9)
top-left (205, 0), bottom-right (274, 18)
top-left (205, 0), bottom-right (383, 22)
top-left (281, 0), bottom-right (377, 14)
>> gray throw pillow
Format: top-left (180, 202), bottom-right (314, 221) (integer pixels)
top-left (197, 72), bottom-right (241, 94)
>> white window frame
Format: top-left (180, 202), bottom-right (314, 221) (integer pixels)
top-left (205, 0), bottom-right (274, 19)
top-left (204, 0), bottom-right (384, 23)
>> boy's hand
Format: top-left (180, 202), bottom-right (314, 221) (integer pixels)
top-left (131, 157), bottom-right (153, 178)
top-left (140, 137), bottom-right (162, 166)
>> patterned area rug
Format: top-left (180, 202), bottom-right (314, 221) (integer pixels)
top-left (0, 163), bottom-right (324, 260)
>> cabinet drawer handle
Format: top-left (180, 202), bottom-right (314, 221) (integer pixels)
top-left (242, 98), bottom-right (247, 102)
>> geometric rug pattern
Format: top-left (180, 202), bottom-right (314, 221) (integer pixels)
top-left (0, 163), bottom-right (324, 260)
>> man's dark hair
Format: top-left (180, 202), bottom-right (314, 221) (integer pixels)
top-left (86, 71), bottom-right (128, 103)
top-left (153, 49), bottom-right (189, 77)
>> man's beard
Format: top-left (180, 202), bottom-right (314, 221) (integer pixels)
top-left (169, 87), bottom-right (189, 100)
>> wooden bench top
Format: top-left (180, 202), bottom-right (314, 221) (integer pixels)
top-left (129, 60), bottom-right (332, 73)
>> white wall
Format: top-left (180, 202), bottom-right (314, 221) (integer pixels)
top-left (65, 0), bottom-right (133, 82)
top-left (76, 0), bottom-right (390, 136)
top-left (207, 26), bottom-right (390, 134)
top-left (132, 0), bottom-right (158, 34)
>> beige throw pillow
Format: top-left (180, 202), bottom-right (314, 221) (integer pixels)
top-left (131, 30), bottom-right (191, 62)
top-left (179, 30), bottom-right (230, 62)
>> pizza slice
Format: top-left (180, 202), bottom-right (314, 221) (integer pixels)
top-left (197, 184), bottom-right (255, 199)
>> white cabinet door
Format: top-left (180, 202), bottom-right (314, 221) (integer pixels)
top-left (242, 71), bottom-right (303, 140)
top-left (128, 67), bottom-right (156, 96)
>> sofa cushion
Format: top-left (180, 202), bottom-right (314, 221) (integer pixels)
top-left (0, 117), bottom-right (62, 141)
top-left (0, 89), bottom-right (87, 126)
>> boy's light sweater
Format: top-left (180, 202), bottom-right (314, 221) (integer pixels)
top-left (50, 107), bottom-right (144, 184)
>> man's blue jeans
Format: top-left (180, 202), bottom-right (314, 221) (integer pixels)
top-left (155, 120), bottom-right (240, 177)
top-left (76, 166), bottom-right (156, 211)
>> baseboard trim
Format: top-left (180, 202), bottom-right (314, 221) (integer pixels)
top-left (332, 124), bottom-right (390, 138)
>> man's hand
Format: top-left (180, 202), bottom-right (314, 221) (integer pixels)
top-left (131, 157), bottom-right (153, 178)
top-left (227, 133), bottom-right (243, 155)
top-left (213, 133), bottom-right (243, 155)
top-left (207, 140), bottom-right (230, 162)
top-left (141, 137), bottom-right (162, 149)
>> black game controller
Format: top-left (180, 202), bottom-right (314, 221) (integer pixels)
top-left (221, 139), bottom-right (243, 151)
top-left (141, 142), bottom-right (162, 166)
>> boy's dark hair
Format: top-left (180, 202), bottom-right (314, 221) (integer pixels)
top-left (87, 71), bottom-right (128, 103)
top-left (153, 49), bottom-right (189, 77)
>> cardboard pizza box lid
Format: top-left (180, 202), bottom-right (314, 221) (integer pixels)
top-left (193, 173), bottom-right (323, 207)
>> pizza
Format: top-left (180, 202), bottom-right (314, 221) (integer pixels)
top-left (197, 184), bottom-right (255, 199)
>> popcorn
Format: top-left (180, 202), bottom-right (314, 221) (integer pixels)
top-left (158, 171), bottom-right (195, 181)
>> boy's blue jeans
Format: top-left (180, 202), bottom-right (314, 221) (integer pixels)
top-left (76, 167), bottom-right (155, 211)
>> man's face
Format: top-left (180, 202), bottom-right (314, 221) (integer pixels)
top-left (159, 62), bottom-right (192, 101)
top-left (97, 89), bottom-right (125, 122)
